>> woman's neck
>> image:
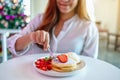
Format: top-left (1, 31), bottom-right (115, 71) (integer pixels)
top-left (60, 12), bottom-right (75, 22)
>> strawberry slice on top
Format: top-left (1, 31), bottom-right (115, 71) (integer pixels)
top-left (57, 54), bottom-right (68, 63)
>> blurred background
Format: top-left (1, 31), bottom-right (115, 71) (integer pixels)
top-left (0, 0), bottom-right (120, 68)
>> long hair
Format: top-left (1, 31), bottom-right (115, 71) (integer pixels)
top-left (76, 0), bottom-right (90, 20)
top-left (36, 0), bottom-right (59, 33)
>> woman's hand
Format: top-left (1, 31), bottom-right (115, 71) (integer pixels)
top-left (30, 30), bottom-right (50, 51)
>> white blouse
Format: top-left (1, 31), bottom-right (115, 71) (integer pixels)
top-left (7, 14), bottom-right (99, 58)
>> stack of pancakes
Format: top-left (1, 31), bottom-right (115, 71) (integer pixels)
top-left (52, 52), bottom-right (82, 72)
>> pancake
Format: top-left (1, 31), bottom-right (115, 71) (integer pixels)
top-left (51, 52), bottom-right (82, 72)
top-left (52, 60), bottom-right (85, 72)
top-left (52, 66), bottom-right (77, 72)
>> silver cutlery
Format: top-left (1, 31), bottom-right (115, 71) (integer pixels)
top-left (48, 48), bottom-right (53, 57)
top-left (48, 48), bottom-right (57, 60)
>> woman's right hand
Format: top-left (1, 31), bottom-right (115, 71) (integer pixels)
top-left (30, 30), bottom-right (50, 51)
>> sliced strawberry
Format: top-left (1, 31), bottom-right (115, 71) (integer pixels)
top-left (35, 60), bottom-right (41, 65)
top-left (35, 56), bottom-right (53, 71)
top-left (36, 65), bottom-right (41, 68)
top-left (57, 54), bottom-right (68, 63)
top-left (47, 64), bottom-right (52, 70)
top-left (41, 66), bottom-right (47, 71)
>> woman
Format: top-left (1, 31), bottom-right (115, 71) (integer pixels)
top-left (7, 0), bottom-right (99, 58)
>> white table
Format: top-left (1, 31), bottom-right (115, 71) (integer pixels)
top-left (0, 54), bottom-right (120, 80)
top-left (0, 29), bottom-right (20, 62)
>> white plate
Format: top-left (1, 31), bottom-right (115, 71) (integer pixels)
top-left (33, 56), bottom-right (86, 77)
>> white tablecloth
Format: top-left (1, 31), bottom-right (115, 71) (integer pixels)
top-left (0, 54), bottom-right (120, 80)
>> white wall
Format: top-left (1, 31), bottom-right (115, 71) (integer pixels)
top-left (94, 0), bottom-right (119, 32)
top-left (117, 0), bottom-right (120, 31)
top-left (31, 0), bottom-right (48, 19)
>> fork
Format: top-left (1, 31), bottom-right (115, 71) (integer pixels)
top-left (48, 48), bottom-right (56, 59)
top-left (48, 48), bottom-right (53, 57)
